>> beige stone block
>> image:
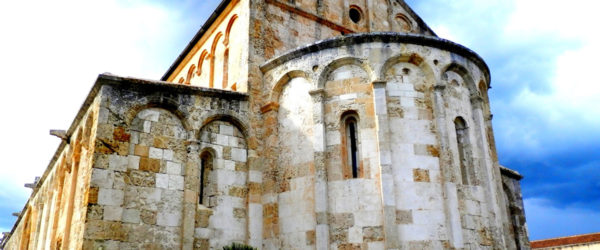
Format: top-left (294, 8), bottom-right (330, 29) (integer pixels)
top-left (139, 157), bottom-right (160, 173)
top-left (134, 144), bottom-right (149, 157)
top-left (413, 169), bottom-right (430, 182)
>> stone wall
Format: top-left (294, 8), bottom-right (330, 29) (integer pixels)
top-left (79, 75), bottom-right (251, 249)
top-left (259, 33), bottom-right (520, 249)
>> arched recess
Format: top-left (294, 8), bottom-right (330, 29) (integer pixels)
top-left (276, 75), bottom-right (317, 248)
top-left (124, 99), bottom-right (192, 133)
top-left (317, 57), bottom-right (375, 89)
top-left (210, 32), bottom-right (224, 89)
top-left (185, 64), bottom-right (196, 85)
top-left (268, 70), bottom-right (311, 105)
top-left (441, 63), bottom-right (478, 96)
top-left (124, 107), bottom-right (188, 248)
top-left (197, 50), bottom-right (209, 77)
top-left (196, 118), bottom-right (249, 248)
top-left (502, 184), bottom-right (522, 249)
top-left (380, 53), bottom-right (435, 86)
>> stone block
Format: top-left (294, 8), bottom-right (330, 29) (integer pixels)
top-left (301, 230), bottom-right (315, 247)
top-left (220, 124), bottom-right (234, 136)
top-left (122, 209), bottom-right (141, 224)
top-left (113, 127), bottom-right (131, 142)
top-left (363, 226), bottom-right (384, 242)
top-left (229, 186), bottom-right (248, 198)
top-left (163, 149), bottom-right (174, 161)
top-left (156, 173), bottom-right (168, 189)
top-left (134, 144), bottom-right (149, 157)
top-left (413, 169), bottom-right (430, 182)
top-left (109, 155), bottom-right (128, 171)
top-left (166, 161), bottom-right (182, 175)
top-left (125, 170), bottom-right (155, 187)
top-left (168, 175), bottom-right (184, 190)
top-left (139, 157), bottom-right (160, 173)
top-left (149, 147), bottom-right (163, 159)
top-left (396, 210), bottom-right (413, 224)
top-left (231, 148), bottom-right (247, 162)
top-left (157, 211), bottom-right (181, 227)
top-left (233, 208), bottom-right (247, 219)
top-left (87, 205), bottom-right (103, 220)
top-left (127, 155), bottom-right (140, 170)
top-left (91, 169), bottom-right (113, 188)
top-left (140, 209), bottom-right (157, 225)
top-left (84, 220), bottom-right (128, 241)
top-left (98, 188), bottom-right (124, 206)
top-left (103, 206), bottom-right (123, 221)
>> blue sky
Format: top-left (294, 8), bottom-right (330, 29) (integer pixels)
top-left (0, 0), bottom-right (598, 242)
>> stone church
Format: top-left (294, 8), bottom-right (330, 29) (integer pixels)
top-left (1, 0), bottom-right (529, 249)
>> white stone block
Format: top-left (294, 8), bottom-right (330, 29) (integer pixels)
top-left (91, 169), bottom-right (113, 188)
top-left (98, 107), bottom-right (109, 124)
top-left (103, 206), bottom-right (123, 221)
top-left (339, 93), bottom-right (357, 100)
top-left (98, 188), bottom-right (124, 206)
top-left (166, 161), bottom-right (182, 175)
top-left (316, 225), bottom-right (329, 250)
top-left (108, 155), bottom-right (128, 171)
top-left (220, 124), bottom-right (234, 136)
top-left (122, 209), bottom-right (141, 224)
top-left (326, 131), bottom-right (341, 146)
top-left (127, 155), bottom-right (140, 170)
top-left (223, 160), bottom-right (236, 171)
top-left (168, 175), bottom-right (184, 190)
top-left (249, 170), bottom-right (262, 183)
top-left (313, 124), bottom-right (325, 152)
top-left (216, 134), bottom-right (229, 146)
top-left (149, 147), bottom-right (163, 159)
top-left (348, 226), bottom-right (362, 243)
top-left (228, 136), bottom-right (240, 147)
top-left (138, 109), bottom-right (160, 122)
top-left (163, 149), bottom-right (174, 161)
top-left (143, 121), bottom-right (152, 133)
top-left (157, 211), bottom-right (181, 227)
top-left (231, 148), bottom-right (247, 162)
top-left (194, 228), bottom-right (212, 239)
top-left (156, 173), bottom-right (169, 189)
top-left (130, 132), bottom-right (139, 144)
top-left (367, 242), bottom-right (385, 250)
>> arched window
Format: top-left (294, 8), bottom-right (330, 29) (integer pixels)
top-left (342, 111), bottom-right (360, 178)
top-left (454, 117), bottom-right (471, 185)
top-left (199, 150), bottom-right (214, 206)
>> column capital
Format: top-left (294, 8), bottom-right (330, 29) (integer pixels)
top-left (372, 80), bottom-right (387, 89)
top-left (309, 89), bottom-right (326, 102)
top-left (260, 102), bottom-right (279, 114)
top-left (434, 84), bottom-right (446, 91)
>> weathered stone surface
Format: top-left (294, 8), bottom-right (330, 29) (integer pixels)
top-left (2, 1), bottom-right (528, 250)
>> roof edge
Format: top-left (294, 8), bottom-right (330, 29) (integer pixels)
top-left (161, 0), bottom-right (232, 81)
top-left (259, 32), bottom-right (490, 85)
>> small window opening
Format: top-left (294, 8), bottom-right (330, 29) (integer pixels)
top-left (349, 6), bottom-right (362, 24)
top-left (454, 117), bottom-right (470, 185)
top-left (342, 112), bottom-right (360, 179)
top-left (200, 151), bottom-right (214, 205)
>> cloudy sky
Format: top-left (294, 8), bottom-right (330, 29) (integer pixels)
top-left (0, 0), bottom-right (598, 241)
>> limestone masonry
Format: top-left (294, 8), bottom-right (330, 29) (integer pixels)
top-left (1, 0), bottom-right (529, 249)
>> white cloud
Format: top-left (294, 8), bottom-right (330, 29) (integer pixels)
top-left (525, 198), bottom-right (600, 240)
top-left (0, 0), bottom-right (191, 215)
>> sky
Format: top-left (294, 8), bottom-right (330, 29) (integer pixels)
top-left (0, 0), bottom-right (598, 242)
